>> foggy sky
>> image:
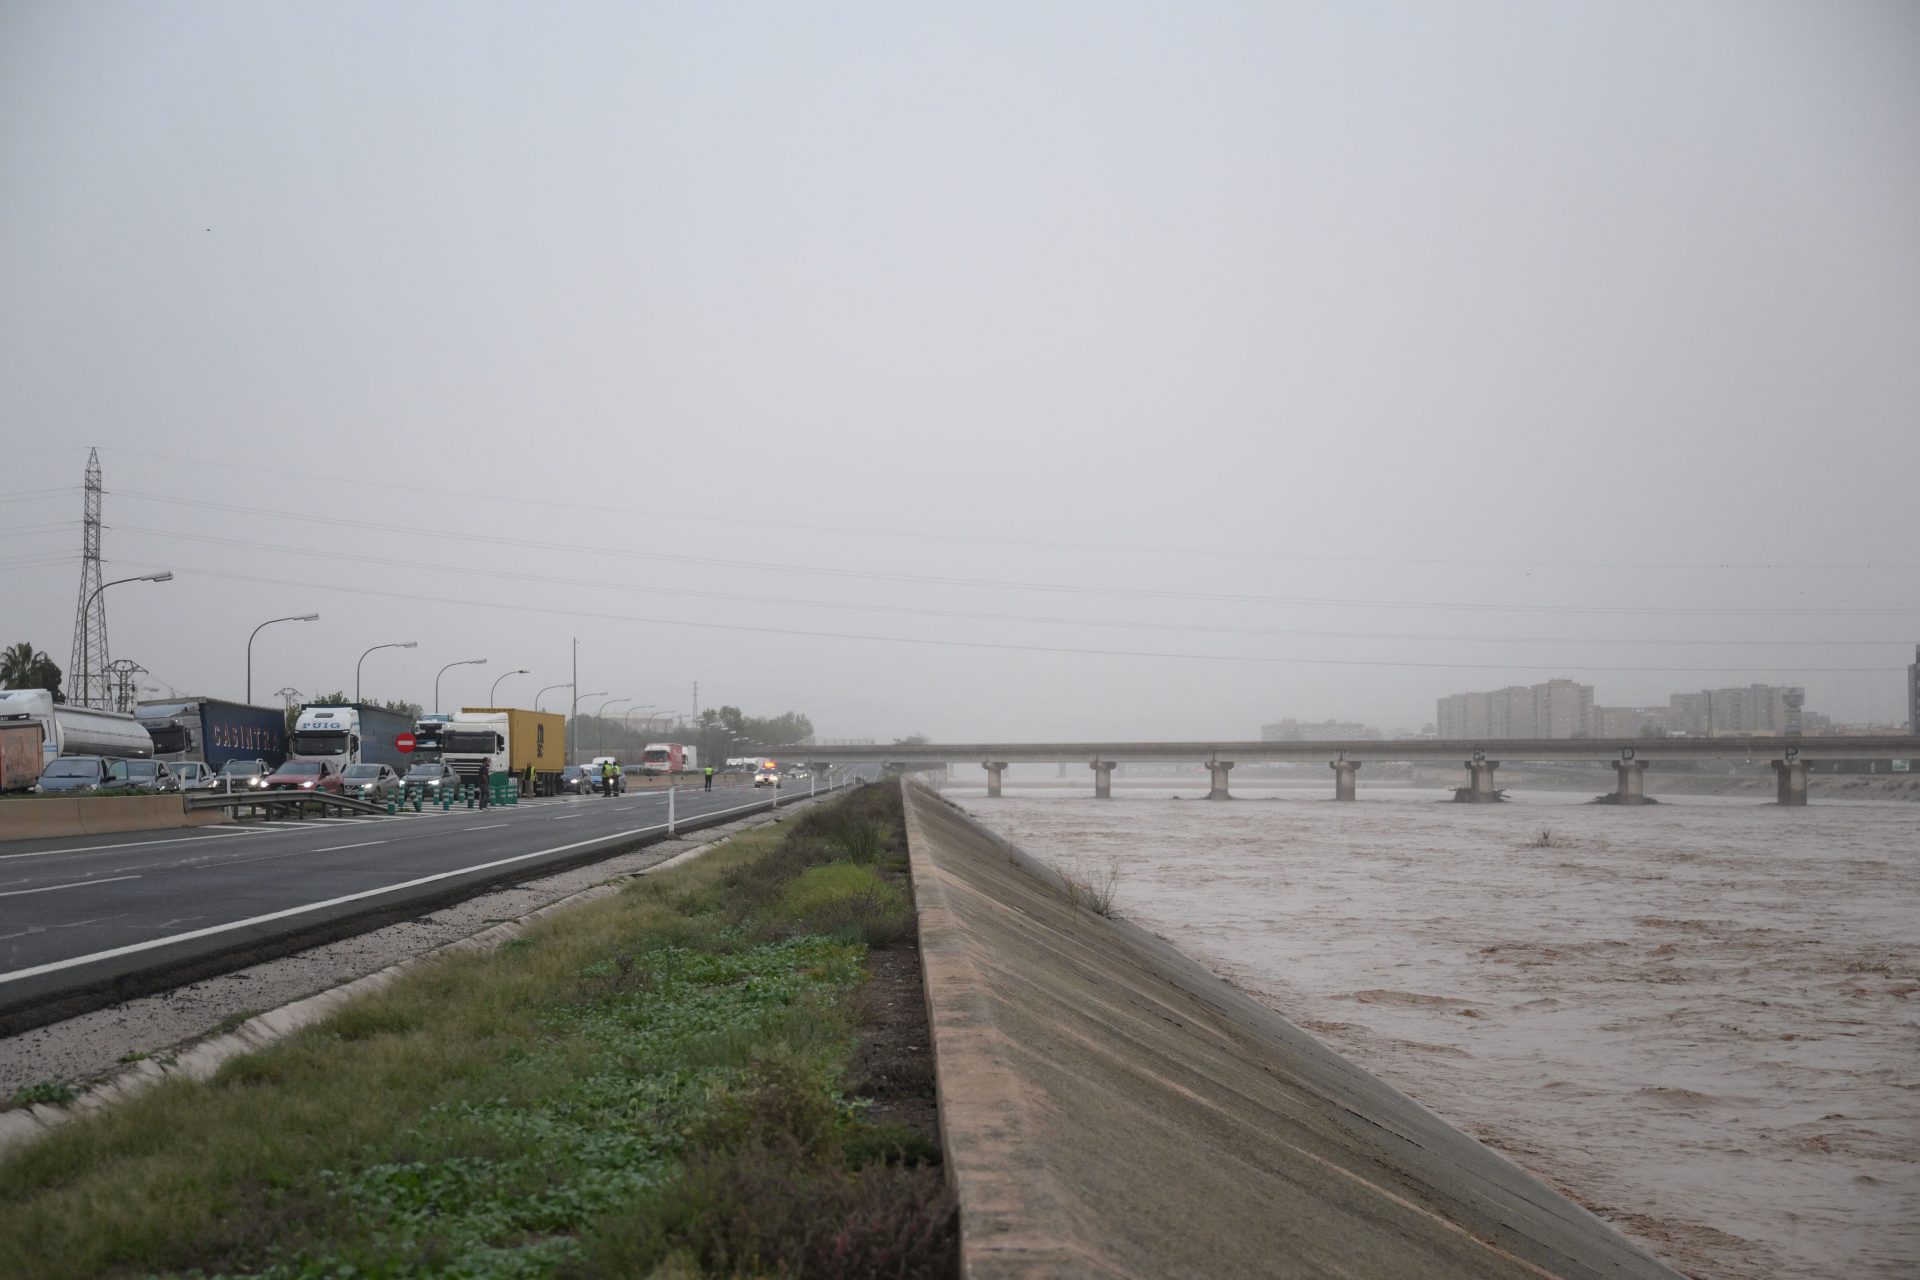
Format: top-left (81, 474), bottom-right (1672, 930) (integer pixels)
top-left (3, 1), bottom-right (1917, 740)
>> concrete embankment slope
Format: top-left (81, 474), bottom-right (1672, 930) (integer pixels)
top-left (902, 785), bottom-right (1680, 1280)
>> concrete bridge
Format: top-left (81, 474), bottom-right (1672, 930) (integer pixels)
top-left (788, 736), bottom-right (1920, 806)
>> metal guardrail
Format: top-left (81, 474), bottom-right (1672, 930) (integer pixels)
top-left (186, 790), bottom-right (388, 818)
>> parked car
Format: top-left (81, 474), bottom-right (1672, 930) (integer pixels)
top-left (264, 761), bottom-right (343, 793)
top-left (217, 758), bottom-right (274, 790)
top-left (34, 756), bottom-right (131, 794)
top-left (119, 759), bottom-right (180, 793)
top-left (170, 761), bottom-right (218, 792)
top-left (402, 761), bottom-right (462, 794)
top-left (754, 768), bottom-right (780, 788)
top-left (342, 762), bottom-right (402, 802)
top-left (558, 764), bottom-right (600, 795)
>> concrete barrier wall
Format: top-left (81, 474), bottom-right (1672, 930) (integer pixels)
top-left (0, 796), bottom-right (229, 843)
top-left (901, 783), bottom-right (1680, 1280)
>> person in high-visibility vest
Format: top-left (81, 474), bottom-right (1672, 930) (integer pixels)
top-left (600, 759), bottom-right (615, 797)
top-left (703, 765), bottom-right (715, 792)
top-left (613, 761), bottom-right (624, 795)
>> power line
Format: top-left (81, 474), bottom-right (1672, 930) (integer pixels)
top-left (110, 523), bottom-right (1915, 647)
top-left (108, 493), bottom-right (1920, 619)
top-left (107, 450), bottom-right (1917, 573)
top-left (115, 560), bottom-right (1910, 674)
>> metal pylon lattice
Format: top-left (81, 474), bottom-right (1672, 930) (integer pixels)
top-left (69, 447), bottom-right (108, 708)
top-left (102, 658), bottom-right (147, 714)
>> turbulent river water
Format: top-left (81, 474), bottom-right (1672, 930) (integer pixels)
top-left (943, 783), bottom-right (1917, 1280)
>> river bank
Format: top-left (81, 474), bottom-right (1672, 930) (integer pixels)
top-left (947, 785), bottom-right (1918, 1280)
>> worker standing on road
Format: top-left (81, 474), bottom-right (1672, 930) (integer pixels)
top-left (600, 759), bottom-right (614, 797)
top-left (613, 761), bottom-right (624, 795)
top-left (703, 764), bottom-right (714, 792)
top-left (477, 759), bottom-right (491, 809)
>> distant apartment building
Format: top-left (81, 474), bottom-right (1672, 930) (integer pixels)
top-left (1261, 718), bottom-right (1382, 741)
top-left (1666, 684), bottom-right (1806, 736)
top-left (1593, 705), bottom-right (1669, 739)
top-left (1435, 679), bottom-right (1595, 739)
top-left (1910, 645), bottom-right (1920, 734)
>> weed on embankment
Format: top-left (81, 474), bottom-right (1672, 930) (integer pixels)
top-left (0, 781), bottom-right (954, 1280)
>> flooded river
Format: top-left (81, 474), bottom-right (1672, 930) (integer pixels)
top-left (944, 783), bottom-right (1917, 1280)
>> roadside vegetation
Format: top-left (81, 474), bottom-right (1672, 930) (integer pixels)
top-left (0, 781), bottom-right (955, 1279)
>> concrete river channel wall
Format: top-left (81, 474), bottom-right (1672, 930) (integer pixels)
top-left (900, 784), bottom-right (1678, 1279)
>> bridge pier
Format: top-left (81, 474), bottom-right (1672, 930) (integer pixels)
top-left (1611, 759), bottom-right (1649, 805)
top-left (1772, 759), bottom-right (1809, 806)
top-left (983, 761), bottom-right (1007, 798)
top-left (1091, 761), bottom-right (1114, 799)
top-left (1330, 760), bottom-right (1360, 801)
top-left (1206, 761), bottom-right (1234, 800)
top-left (1462, 759), bottom-right (1501, 802)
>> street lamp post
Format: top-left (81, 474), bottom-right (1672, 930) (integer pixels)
top-left (534, 683), bottom-right (568, 712)
top-left (489, 668), bottom-right (530, 706)
top-left (80, 571), bottom-right (173, 707)
top-left (355, 641), bottom-right (419, 703)
top-left (435, 658), bottom-right (487, 715)
top-left (572, 690), bottom-right (605, 765)
top-left (597, 697), bottom-right (634, 757)
top-left (247, 611), bottom-right (319, 706)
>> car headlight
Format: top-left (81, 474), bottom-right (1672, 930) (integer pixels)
top-left (301, 781), bottom-right (315, 789)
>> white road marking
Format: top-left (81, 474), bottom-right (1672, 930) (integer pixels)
top-left (312, 840), bottom-right (390, 853)
top-left (0, 782), bottom-right (841, 986)
top-left (0, 823), bottom-right (675, 984)
top-left (548, 814), bottom-right (584, 821)
top-left (0, 829), bottom-right (273, 861)
top-left (463, 823), bottom-right (508, 831)
top-left (0, 874), bottom-right (141, 898)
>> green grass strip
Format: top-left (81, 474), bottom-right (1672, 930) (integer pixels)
top-left (0, 783), bottom-right (953, 1280)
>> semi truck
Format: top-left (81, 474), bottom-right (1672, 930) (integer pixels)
top-left (135, 697), bottom-right (288, 771)
top-left (637, 742), bottom-right (698, 776)
top-left (411, 714), bottom-right (454, 765)
top-left (0, 688), bottom-right (153, 789)
top-left (289, 702), bottom-right (415, 770)
top-left (442, 707), bottom-right (567, 795)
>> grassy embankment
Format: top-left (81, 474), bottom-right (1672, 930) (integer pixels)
top-left (0, 781), bottom-right (955, 1279)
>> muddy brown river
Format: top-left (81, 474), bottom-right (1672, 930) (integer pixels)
top-left (947, 784), bottom-right (1917, 1280)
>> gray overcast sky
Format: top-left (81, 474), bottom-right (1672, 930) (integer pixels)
top-left (3, 1), bottom-right (1917, 738)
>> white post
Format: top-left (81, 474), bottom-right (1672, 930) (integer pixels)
top-left (810, 773), bottom-right (816, 799)
top-left (667, 784), bottom-right (676, 835)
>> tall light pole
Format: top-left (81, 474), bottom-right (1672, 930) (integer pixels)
top-left (435, 658), bottom-right (487, 714)
top-left (248, 611), bottom-right (319, 706)
top-left (598, 697), bottom-right (633, 757)
top-left (573, 690), bottom-right (605, 764)
top-left (355, 641), bottom-right (418, 703)
top-left (535, 683), bottom-right (568, 712)
top-left (489, 668), bottom-right (530, 706)
top-left (79, 571), bottom-right (172, 707)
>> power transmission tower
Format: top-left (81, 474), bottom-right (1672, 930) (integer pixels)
top-left (102, 658), bottom-right (148, 714)
top-left (69, 447), bottom-right (108, 708)
top-left (275, 687), bottom-right (304, 711)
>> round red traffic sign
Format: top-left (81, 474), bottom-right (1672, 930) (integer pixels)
top-left (396, 732), bottom-right (417, 754)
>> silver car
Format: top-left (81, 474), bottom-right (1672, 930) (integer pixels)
top-left (119, 759), bottom-right (180, 794)
top-left (217, 759), bottom-right (274, 791)
top-left (342, 762), bottom-right (402, 802)
top-left (170, 761), bottom-right (219, 792)
top-left (35, 756), bottom-right (130, 794)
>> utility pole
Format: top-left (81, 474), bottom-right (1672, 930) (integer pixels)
top-left (69, 448), bottom-right (107, 708)
top-left (692, 680), bottom-right (698, 725)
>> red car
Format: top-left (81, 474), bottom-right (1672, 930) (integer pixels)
top-left (264, 760), bottom-right (344, 794)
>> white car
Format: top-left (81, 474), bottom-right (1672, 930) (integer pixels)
top-left (171, 761), bottom-right (218, 791)
top-left (754, 769), bottom-right (780, 788)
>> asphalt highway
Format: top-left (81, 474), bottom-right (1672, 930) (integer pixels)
top-left (0, 778), bottom-right (846, 1030)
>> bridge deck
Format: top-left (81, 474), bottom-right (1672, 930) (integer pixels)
top-left (786, 736), bottom-right (1920, 765)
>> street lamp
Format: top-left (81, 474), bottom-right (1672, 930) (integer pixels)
top-left (79, 571), bottom-right (173, 707)
top-left (355, 641), bottom-right (418, 703)
top-left (598, 697), bottom-right (633, 757)
top-left (247, 611), bottom-right (319, 706)
top-left (435, 658), bottom-right (487, 714)
top-left (489, 668), bottom-right (530, 706)
top-left (572, 690), bottom-right (605, 764)
top-left (534, 683), bottom-right (569, 712)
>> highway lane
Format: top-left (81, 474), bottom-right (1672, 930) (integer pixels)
top-left (0, 778), bottom-right (844, 1029)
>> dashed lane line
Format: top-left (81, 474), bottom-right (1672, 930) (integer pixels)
top-left (0, 874), bottom-right (142, 898)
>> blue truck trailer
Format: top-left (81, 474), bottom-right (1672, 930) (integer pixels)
top-left (135, 697), bottom-right (289, 771)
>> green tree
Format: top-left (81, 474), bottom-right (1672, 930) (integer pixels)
top-left (0, 642), bottom-right (64, 701)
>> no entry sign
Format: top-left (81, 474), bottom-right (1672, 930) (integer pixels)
top-left (396, 732), bottom-right (417, 754)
